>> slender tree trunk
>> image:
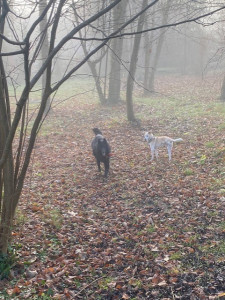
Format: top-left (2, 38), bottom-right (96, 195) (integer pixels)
top-left (143, 7), bottom-right (155, 96)
top-left (0, 79), bottom-right (15, 254)
top-left (220, 74), bottom-right (225, 102)
top-left (89, 60), bottom-right (106, 104)
top-left (108, 1), bottom-right (127, 105)
top-left (0, 155), bottom-right (15, 254)
top-left (0, 0), bottom-right (15, 254)
top-left (148, 0), bottom-right (170, 92)
top-left (143, 32), bottom-right (151, 94)
top-left (39, 0), bottom-right (51, 116)
top-left (126, 0), bottom-right (148, 121)
top-left (80, 38), bottom-right (106, 104)
top-left (72, 3), bottom-right (107, 104)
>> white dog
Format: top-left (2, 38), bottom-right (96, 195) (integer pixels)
top-left (144, 132), bottom-right (183, 161)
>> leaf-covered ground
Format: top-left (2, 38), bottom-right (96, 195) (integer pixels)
top-left (1, 75), bottom-right (225, 299)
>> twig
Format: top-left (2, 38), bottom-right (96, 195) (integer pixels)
top-left (74, 275), bottom-right (106, 297)
top-left (171, 286), bottom-right (175, 300)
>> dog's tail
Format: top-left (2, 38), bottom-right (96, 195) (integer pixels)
top-left (172, 138), bottom-right (183, 142)
top-left (93, 128), bottom-right (102, 135)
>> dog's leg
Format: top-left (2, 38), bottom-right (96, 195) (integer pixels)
top-left (104, 160), bottom-right (109, 177)
top-left (155, 149), bottom-right (159, 160)
top-left (150, 145), bottom-right (155, 161)
top-left (167, 143), bottom-right (173, 161)
top-left (97, 159), bottom-right (101, 172)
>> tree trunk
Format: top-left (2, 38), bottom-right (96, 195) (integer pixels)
top-left (0, 78), bottom-right (15, 254)
top-left (143, 17), bottom-right (155, 96)
top-left (126, 0), bottom-right (148, 121)
top-left (80, 41), bottom-right (106, 104)
top-left (39, 0), bottom-right (51, 117)
top-left (143, 31), bottom-right (151, 95)
top-left (0, 0), bottom-right (14, 254)
top-left (220, 74), bottom-right (225, 102)
top-left (108, 1), bottom-right (127, 105)
top-left (0, 155), bottom-right (15, 254)
top-left (148, 0), bottom-right (170, 93)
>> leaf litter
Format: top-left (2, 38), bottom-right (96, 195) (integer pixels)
top-left (1, 76), bottom-right (225, 299)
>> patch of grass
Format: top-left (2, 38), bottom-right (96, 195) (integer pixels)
top-left (170, 251), bottom-right (183, 260)
top-left (210, 177), bottom-right (224, 190)
top-left (138, 225), bottom-right (156, 236)
top-left (43, 208), bottom-right (63, 229)
top-left (219, 222), bottom-right (225, 231)
top-left (207, 210), bottom-right (218, 218)
top-left (98, 277), bottom-right (113, 290)
top-left (36, 288), bottom-right (54, 299)
top-left (213, 103), bottom-right (225, 114)
top-left (0, 250), bottom-right (17, 279)
top-left (219, 188), bottom-right (225, 195)
top-left (183, 234), bottom-right (199, 247)
top-left (183, 168), bottom-right (194, 176)
top-left (213, 147), bottom-right (225, 157)
top-left (129, 279), bottom-right (143, 288)
top-left (214, 241), bottom-right (225, 256)
top-left (205, 142), bottom-right (214, 148)
top-left (218, 123), bottom-right (225, 131)
top-left (15, 209), bottom-right (27, 226)
top-left (199, 241), bottom-right (225, 258)
top-left (37, 249), bottom-right (48, 262)
top-left (198, 154), bottom-right (207, 165)
top-left (146, 224), bottom-right (156, 233)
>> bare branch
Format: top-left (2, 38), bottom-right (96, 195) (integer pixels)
top-left (70, 5), bottom-right (225, 41)
top-left (0, 50), bottom-right (25, 56)
top-left (0, 33), bottom-right (25, 45)
top-left (52, 0), bottom-right (160, 92)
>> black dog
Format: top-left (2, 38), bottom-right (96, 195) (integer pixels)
top-left (91, 128), bottom-right (111, 177)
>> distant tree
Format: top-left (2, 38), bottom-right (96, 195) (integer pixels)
top-left (147, 0), bottom-right (170, 93)
top-left (220, 76), bottom-right (225, 101)
top-left (126, 0), bottom-right (148, 121)
top-left (108, 0), bottom-right (128, 105)
top-left (72, 2), bottom-right (107, 104)
top-left (143, 14), bottom-right (155, 96)
top-left (39, 0), bottom-right (51, 116)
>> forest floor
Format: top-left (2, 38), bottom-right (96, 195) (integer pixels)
top-left (1, 75), bottom-right (225, 299)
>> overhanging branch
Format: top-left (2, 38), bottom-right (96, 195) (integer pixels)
top-left (71, 5), bottom-right (225, 42)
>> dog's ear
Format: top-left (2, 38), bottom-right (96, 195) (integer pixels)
top-left (93, 128), bottom-right (102, 135)
top-left (144, 132), bottom-right (149, 141)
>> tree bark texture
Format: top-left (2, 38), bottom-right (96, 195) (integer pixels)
top-left (148, 0), bottom-right (170, 93)
top-left (108, 1), bottom-right (127, 105)
top-left (220, 74), bottom-right (225, 102)
top-left (126, 0), bottom-right (148, 121)
top-left (39, 0), bottom-right (51, 117)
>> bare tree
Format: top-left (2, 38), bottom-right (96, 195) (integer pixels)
top-left (126, 0), bottom-right (148, 121)
top-left (143, 15), bottom-right (155, 96)
top-left (147, 0), bottom-right (170, 93)
top-left (0, 0), bottom-right (125, 254)
top-left (108, 0), bottom-right (128, 105)
top-left (39, 0), bottom-right (51, 116)
top-left (72, 1), bottom-right (107, 104)
top-left (220, 76), bottom-right (225, 101)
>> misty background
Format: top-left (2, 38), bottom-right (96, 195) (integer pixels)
top-left (3, 0), bottom-right (225, 100)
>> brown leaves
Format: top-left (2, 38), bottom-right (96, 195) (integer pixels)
top-left (5, 78), bottom-right (225, 299)
top-left (7, 286), bottom-right (21, 296)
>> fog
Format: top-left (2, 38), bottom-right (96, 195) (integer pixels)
top-left (3, 0), bottom-right (225, 95)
